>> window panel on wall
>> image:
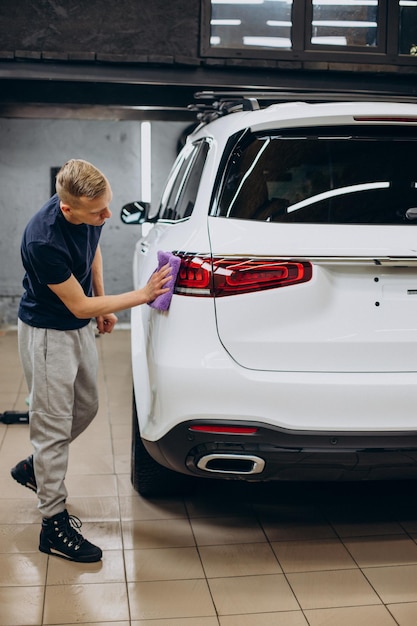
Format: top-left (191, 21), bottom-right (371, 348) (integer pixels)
top-left (203, 0), bottom-right (417, 65)
top-left (310, 0), bottom-right (379, 48)
top-left (210, 0), bottom-right (293, 50)
top-left (399, 0), bottom-right (417, 55)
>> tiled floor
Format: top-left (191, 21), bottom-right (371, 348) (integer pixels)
top-left (2, 328), bottom-right (417, 625)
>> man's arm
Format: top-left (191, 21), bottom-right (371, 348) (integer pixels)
top-left (48, 261), bottom-right (171, 321)
top-left (92, 244), bottom-right (105, 297)
top-left (91, 245), bottom-right (118, 333)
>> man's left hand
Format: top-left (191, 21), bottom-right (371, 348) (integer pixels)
top-left (96, 313), bottom-right (118, 334)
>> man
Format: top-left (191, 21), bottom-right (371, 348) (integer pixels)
top-left (10, 159), bottom-right (171, 563)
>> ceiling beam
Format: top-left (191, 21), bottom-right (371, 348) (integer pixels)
top-left (1, 61), bottom-right (417, 121)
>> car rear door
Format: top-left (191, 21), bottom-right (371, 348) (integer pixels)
top-left (207, 122), bottom-right (417, 373)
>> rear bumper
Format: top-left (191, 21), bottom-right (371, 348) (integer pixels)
top-left (143, 420), bottom-right (417, 482)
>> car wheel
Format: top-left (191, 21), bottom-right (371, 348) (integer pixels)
top-left (131, 393), bottom-right (193, 497)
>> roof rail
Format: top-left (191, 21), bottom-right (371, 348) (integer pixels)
top-left (189, 89), bottom-right (417, 123)
top-left (188, 93), bottom-right (260, 123)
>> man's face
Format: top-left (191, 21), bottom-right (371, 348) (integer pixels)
top-left (61, 185), bottom-right (113, 226)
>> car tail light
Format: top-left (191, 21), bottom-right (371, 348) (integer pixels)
top-left (174, 255), bottom-right (312, 297)
top-left (189, 424), bottom-right (258, 434)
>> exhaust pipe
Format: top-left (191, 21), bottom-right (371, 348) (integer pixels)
top-left (196, 453), bottom-right (265, 475)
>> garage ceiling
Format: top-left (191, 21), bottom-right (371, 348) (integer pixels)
top-left (1, 60), bottom-right (417, 122)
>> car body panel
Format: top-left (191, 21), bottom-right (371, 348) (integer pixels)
top-left (207, 219), bottom-right (417, 373)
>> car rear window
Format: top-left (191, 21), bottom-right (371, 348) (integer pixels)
top-left (214, 126), bottom-right (417, 224)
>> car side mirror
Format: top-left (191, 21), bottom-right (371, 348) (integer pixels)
top-left (120, 201), bottom-right (157, 224)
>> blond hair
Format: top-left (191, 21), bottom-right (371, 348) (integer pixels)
top-left (56, 159), bottom-right (109, 206)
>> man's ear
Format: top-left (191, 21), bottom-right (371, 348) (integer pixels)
top-left (60, 203), bottom-right (72, 216)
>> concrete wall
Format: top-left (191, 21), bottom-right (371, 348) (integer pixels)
top-left (0, 118), bottom-right (188, 326)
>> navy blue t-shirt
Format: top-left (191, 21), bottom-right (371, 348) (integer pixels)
top-left (18, 194), bottom-right (103, 330)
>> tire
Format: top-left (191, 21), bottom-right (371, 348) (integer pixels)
top-left (131, 394), bottom-right (193, 497)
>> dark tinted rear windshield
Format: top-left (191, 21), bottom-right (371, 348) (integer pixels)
top-left (214, 126), bottom-right (417, 224)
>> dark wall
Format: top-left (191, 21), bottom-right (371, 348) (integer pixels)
top-left (1, 0), bottom-right (417, 110)
top-left (0, 0), bottom-right (200, 59)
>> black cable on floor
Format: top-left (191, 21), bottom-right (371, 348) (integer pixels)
top-left (0, 411), bottom-right (29, 424)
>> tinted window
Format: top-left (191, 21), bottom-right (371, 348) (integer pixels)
top-left (399, 3), bottom-right (417, 55)
top-left (311, 1), bottom-right (378, 48)
top-left (215, 126), bottom-right (417, 224)
top-left (158, 140), bottom-right (210, 221)
top-left (210, 0), bottom-right (292, 51)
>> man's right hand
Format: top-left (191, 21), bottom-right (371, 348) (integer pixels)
top-left (143, 263), bottom-right (172, 303)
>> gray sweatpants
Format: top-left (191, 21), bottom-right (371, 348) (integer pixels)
top-left (18, 319), bottom-right (99, 518)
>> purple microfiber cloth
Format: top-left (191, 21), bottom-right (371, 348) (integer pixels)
top-left (148, 250), bottom-right (181, 311)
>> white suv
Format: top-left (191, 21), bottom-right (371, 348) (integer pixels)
top-left (121, 95), bottom-right (417, 496)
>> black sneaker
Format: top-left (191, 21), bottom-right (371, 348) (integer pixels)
top-left (39, 509), bottom-right (102, 562)
top-left (10, 455), bottom-right (37, 492)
